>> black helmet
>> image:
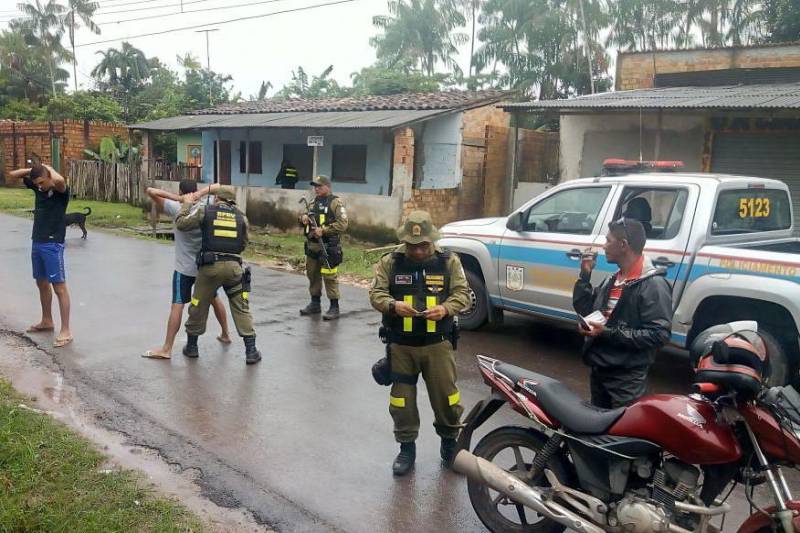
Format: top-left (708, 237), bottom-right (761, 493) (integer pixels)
top-left (690, 321), bottom-right (768, 396)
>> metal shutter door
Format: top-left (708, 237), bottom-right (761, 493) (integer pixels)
top-left (712, 132), bottom-right (800, 228)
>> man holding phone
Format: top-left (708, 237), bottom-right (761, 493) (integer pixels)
top-left (9, 161), bottom-right (73, 348)
top-left (369, 211), bottom-right (470, 476)
top-left (573, 218), bottom-right (672, 408)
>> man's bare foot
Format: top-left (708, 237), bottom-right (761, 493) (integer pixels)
top-left (217, 334), bottom-right (232, 344)
top-left (54, 333), bottom-right (73, 348)
top-left (142, 348), bottom-right (171, 359)
top-left (26, 321), bottom-right (54, 333)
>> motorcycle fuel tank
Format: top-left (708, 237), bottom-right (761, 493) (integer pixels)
top-left (609, 395), bottom-right (742, 465)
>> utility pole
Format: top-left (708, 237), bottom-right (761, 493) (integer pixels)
top-left (195, 28), bottom-right (219, 106)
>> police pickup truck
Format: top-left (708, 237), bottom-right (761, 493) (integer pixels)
top-left (440, 172), bottom-right (800, 385)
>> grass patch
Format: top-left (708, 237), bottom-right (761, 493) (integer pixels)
top-left (0, 187), bottom-right (148, 229)
top-left (0, 378), bottom-right (203, 532)
top-left (0, 187), bottom-right (389, 282)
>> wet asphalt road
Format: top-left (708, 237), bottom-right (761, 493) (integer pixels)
top-left (0, 213), bottom-right (760, 532)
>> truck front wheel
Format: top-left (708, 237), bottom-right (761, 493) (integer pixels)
top-left (460, 270), bottom-right (489, 330)
top-left (760, 328), bottom-right (789, 387)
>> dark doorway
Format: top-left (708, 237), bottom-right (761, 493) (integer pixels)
top-left (213, 140), bottom-right (232, 184)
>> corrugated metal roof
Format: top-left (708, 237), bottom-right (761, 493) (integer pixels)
top-left (128, 109), bottom-right (448, 130)
top-left (501, 83), bottom-right (800, 111)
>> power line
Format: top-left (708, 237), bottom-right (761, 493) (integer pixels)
top-left (76, 0), bottom-right (357, 47)
top-left (103, 0), bottom-right (291, 24)
top-left (96, 0), bottom-right (211, 17)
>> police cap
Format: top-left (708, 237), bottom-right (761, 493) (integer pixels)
top-left (396, 210), bottom-right (441, 245)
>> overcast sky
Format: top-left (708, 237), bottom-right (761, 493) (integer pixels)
top-left (0, 0), bottom-right (476, 99)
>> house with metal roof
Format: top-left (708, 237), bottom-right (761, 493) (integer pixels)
top-left (501, 43), bottom-right (800, 222)
top-left (129, 91), bottom-right (511, 231)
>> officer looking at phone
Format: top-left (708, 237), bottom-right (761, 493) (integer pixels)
top-left (573, 218), bottom-right (672, 408)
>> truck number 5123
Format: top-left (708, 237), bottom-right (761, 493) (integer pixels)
top-left (739, 197), bottom-right (771, 219)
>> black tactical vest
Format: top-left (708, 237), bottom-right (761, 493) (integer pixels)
top-left (383, 251), bottom-right (453, 345)
top-left (201, 203), bottom-right (247, 255)
top-left (305, 195), bottom-right (339, 245)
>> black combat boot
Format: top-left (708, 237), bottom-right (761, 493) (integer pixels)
top-left (182, 335), bottom-right (199, 358)
top-left (243, 335), bottom-right (261, 365)
top-left (322, 299), bottom-right (340, 321)
top-left (392, 442), bottom-right (416, 476)
top-left (440, 438), bottom-right (458, 467)
top-left (299, 296), bottom-right (322, 316)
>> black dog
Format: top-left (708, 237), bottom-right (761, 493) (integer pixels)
top-left (64, 207), bottom-right (91, 239)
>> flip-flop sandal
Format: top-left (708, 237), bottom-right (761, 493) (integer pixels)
top-left (53, 336), bottom-right (73, 348)
top-left (216, 335), bottom-right (232, 344)
top-left (26, 325), bottom-right (54, 333)
top-left (142, 350), bottom-right (171, 359)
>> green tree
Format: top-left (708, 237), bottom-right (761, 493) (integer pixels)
top-left (91, 42), bottom-right (152, 93)
top-left (351, 63), bottom-right (446, 94)
top-left (15, 0), bottom-right (71, 96)
top-left (605, 0), bottom-right (681, 51)
top-left (65, 0), bottom-right (100, 92)
top-left (764, 0), bottom-right (800, 42)
top-left (371, 0), bottom-right (469, 76)
top-left (276, 65), bottom-right (350, 98)
top-left (45, 91), bottom-right (123, 122)
top-left (0, 29), bottom-right (60, 103)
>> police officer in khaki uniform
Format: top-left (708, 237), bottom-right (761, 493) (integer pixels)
top-left (299, 175), bottom-right (348, 320)
top-left (175, 186), bottom-right (261, 364)
top-left (369, 210), bottom-right (470, 476)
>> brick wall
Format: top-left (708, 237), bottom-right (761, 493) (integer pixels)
top-left (402, 188), bottom-right (461, 227)
top-left (617, 43), bottom-right (800, 90)
top-left (0, 119), bottom-right (127, 186)
top-left (483, 125), bottom-right (510, 217)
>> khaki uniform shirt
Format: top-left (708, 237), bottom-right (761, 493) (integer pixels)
top-left (175, 200), bottom-right (250, 249)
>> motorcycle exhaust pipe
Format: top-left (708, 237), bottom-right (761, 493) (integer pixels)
top-left (453, 450), bottom-right (605, 533)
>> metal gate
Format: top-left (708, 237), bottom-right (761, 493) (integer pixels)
top-left (711, 132), bottom-right (800, 228)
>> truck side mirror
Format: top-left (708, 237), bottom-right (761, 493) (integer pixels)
top-left (506, 211), bottom-right (525, 231)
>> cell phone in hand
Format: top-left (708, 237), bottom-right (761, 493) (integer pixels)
top-left (579, 310), bottom-right (607, 331)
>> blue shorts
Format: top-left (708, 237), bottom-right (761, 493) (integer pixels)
top-left (172, 271), bottom-right (218, 305)
top-left (31, 242), bottom-right (66, 283)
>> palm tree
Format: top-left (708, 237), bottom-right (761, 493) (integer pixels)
top-left (65, 0), bottom-right (101, 92)
top-left (15, 0), bottom-right (70, 96)
top-left (177, 52), bottom-right (201, 71)
top-left (371, 0), bottom-right (468, 76)
top-left (91, 42), bottom-right (152, 119)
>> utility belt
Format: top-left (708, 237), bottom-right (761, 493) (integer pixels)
top-left (371, 324), bottom-right (459, 387)
top-left (196, 251), bottom-right (242, 267)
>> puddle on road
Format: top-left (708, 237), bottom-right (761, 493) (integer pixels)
top-left (0, 331), bottom-right (267, 533)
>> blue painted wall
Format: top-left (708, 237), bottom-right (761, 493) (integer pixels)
top-left (200, 128), bottom-right (394, 195)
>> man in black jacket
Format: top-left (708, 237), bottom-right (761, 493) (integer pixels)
top-left (573, 218), bottom-right (672, 408)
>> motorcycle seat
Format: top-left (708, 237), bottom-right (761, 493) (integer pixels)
top-left (495, 362), bottom-right (626, 435)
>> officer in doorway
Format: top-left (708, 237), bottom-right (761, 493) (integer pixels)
top-left (275, 159), bottom-right (299, 189)
top-left (299, 175), bottom-right (348, 320)
top-left (175, 186), bottom-right (261, 364)
top-left (369, 210), bottom-right (470, 476)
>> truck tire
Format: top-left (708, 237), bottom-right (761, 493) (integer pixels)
top-left (460, 269), bottom-right (489, 330)
top-left (760, 328), bottom-right (789, 387)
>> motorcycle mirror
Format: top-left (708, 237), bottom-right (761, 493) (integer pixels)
top-left (712, 340), bottom-right (730, 365)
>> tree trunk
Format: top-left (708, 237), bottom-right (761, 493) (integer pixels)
top-left (48, 55), bottom-right (56, 97)
top-left (70, 11), bottom-right (78, 92)
top-left (469, 0), bottom-right (476, 78)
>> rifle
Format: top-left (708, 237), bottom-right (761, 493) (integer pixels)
top-left (298, 197), bottom-right (333, 271)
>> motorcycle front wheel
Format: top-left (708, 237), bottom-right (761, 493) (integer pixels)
top-left (467, 426), bottom-right (571, 533)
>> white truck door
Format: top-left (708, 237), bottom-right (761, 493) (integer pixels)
top-left (594, 184), bottom-right (700, 288)
top-left (498, 184), bottom-right (616, 320)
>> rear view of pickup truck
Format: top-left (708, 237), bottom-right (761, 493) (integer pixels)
top-left (440, 173), bottom-right (800, 385)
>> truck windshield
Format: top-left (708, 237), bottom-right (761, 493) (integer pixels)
top-left (712, 189), bottom-right (791, 235)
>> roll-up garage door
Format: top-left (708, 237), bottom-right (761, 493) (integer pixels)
top-left (711, 132), bottom-right (800, 229)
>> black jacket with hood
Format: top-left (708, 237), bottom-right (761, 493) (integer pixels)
top-left (573, 256), bottom-right (673, 369)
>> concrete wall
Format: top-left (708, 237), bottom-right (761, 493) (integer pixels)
top-left (152, 179), bottom-right (401, 243)
top-left (201, 128), bottom-right (393, 195)
top-left (617, 43), bottom-right (800, 90)
top-left (177, 132), bottom-right (202, 164)
top-left (559, 113), bottom-right (706, 181)
top-left (415, 112), bottom-right (463, 189)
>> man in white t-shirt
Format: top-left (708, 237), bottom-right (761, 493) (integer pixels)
top-left (143, 180), bottom-right (231, 359)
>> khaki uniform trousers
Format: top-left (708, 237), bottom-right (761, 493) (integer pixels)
top-left (186, 260), bottom-right (255, 337)
top-left (306, 254), bottom-right (340, 300)
top-left (389, 340), bottom-right (463, 443)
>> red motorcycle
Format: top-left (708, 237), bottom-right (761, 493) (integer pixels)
top-left (454, 322), bottom-right (800, 533)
